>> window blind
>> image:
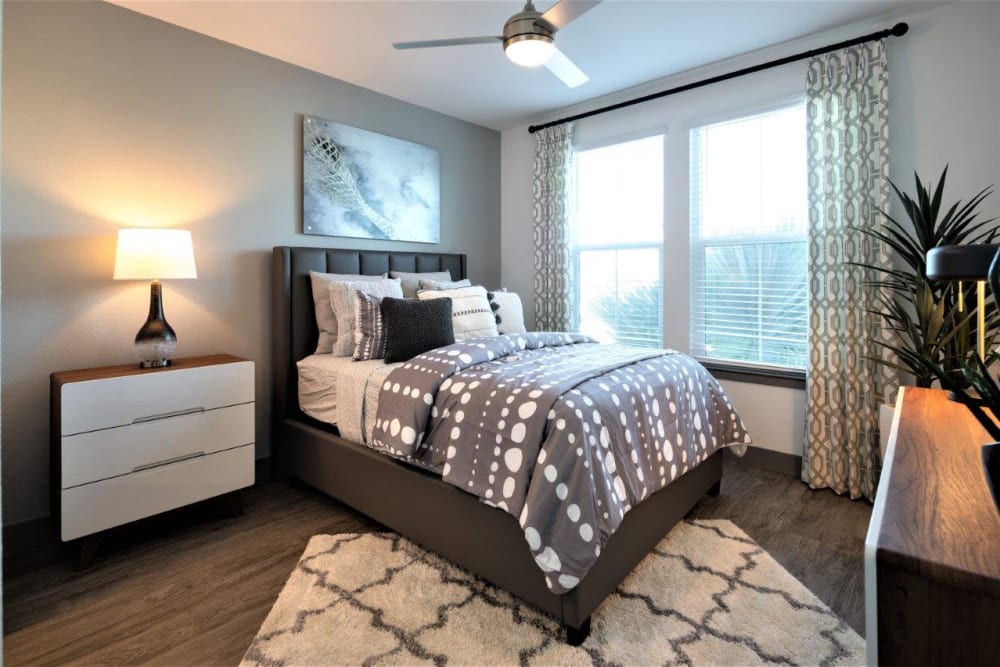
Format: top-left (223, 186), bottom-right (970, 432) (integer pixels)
top-left (689, 104), bottom-right (808, 369)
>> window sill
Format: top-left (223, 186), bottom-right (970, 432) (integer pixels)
top-left (699, 360), bottom-right (806, 390)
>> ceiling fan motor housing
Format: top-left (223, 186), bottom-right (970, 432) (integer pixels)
top-left (503, 1), bottom-right (554, 51)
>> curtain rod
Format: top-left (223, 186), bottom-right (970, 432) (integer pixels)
top-left (528, 22), bottom-right (908, 134)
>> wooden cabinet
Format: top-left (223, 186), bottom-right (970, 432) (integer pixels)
top-left (51, 354), bottom-right (255, 542)
top-left (865, 387), bottom-right (1000, 666)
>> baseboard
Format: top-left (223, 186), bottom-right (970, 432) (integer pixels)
top-left (724, 446), bottom-right (802, 477)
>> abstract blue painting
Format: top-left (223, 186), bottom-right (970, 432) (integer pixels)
top-left (303, 115), bottom-right (440, 243)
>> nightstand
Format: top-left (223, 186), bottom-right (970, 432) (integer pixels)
top-left (50, 354), bottom-right (255, 554)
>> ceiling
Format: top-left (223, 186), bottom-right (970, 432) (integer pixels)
top-left (109, 0), bottom-right (933, 130)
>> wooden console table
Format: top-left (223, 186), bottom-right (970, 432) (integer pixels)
top-left (866, 387), bottom-right (1000, 666)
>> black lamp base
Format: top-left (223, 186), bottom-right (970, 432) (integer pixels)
top-left (135, 279), bottom-right (178, 368)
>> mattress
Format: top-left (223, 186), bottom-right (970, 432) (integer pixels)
top-left (297, 354), bottom-right (399, 444)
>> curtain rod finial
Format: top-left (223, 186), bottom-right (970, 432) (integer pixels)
top-left (892, 22), bottom-right (909, 37)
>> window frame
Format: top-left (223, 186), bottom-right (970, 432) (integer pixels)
top-left (571, 129), bottom-right (667, 345)
top-left (686, 100), bottom-right (809, 373)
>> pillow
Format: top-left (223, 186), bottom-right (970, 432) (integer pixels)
top-left (310, 271), bottom-right (386, 354)
top-left (352, 291), bottom-right (389, 361)
top-left (328, 279), bottom-right (403, 356)
top-left (418, 278), bottom-right (472, 291)
top-left (389, 270), bottom-right (452, 298)
top-left (488, 290), bottom-right (527, 334)
top-left (381, 296), bottom-right (455, 363)
top-left (418, 285), bottom-right (499, 341)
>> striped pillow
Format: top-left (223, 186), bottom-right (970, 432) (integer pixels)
top-left (352, 291), bottom-right (389, 361)
top-left (417, 285), bottom-right (499, 341)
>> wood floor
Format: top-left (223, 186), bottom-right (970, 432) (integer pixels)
top-left (3, 462), bottom-right (871, 665)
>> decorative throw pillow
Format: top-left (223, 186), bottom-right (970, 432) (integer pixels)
top-left (328, 279), bottom-right (403, 357)
top-left (488, 290), bottom-right (527, 334)
top-left (352, 291), bottom-right (389, 361)
top-left (418, 285), bottom-right (499, 341)
top-left (381, 296), bottom-right (455, 363)
top-left (418, 278), bottom-right (472, 291)
top-left (310, 271), bottom-right (386, 354)
top-left (389, 270), bottom-right (452, 298)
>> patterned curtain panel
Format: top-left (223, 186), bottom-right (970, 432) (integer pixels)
top-left (802, 40), bottom-right (896, 501)
top-left (532, 124), bottom-right (575, 332)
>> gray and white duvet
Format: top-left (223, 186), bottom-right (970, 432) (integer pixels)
top-left (371, 333), bottom-right (751, 594)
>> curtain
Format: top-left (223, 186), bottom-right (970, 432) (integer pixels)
top-left (802, 39), bottom-right (896, 501)
top-left (532, 124), bottom-right (575, 332)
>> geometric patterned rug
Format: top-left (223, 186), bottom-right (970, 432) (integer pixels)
top-left (242, 520), bottom-right (864, 666)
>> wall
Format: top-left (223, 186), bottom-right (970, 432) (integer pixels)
top-left (1, 1), bottom-right (501, 525)
top-left (501, 0), bottom-right (1000, 457)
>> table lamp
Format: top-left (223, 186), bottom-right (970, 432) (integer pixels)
top-left (926, 244), bottom-right (1000, 359)
top-left (113, 228), bottom-right (197, 368)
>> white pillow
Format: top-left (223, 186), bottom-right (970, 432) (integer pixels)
top-left (310, 271), bottom-right (386, 354)
top-left (418, 278), bottom-right (472, 291)
top-left (418, 285), bottom-right (499, 341)
top-left (328, 279), bottom-right (403, 356)
top-left (389, 270), bottom-right (452, 298)
top-left (489, 290), bottom-right (527, 334)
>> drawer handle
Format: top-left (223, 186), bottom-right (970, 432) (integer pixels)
top-left (133, 451), bottom-right (206, 472)
top-left (132, 406), bottom-right (205, 424)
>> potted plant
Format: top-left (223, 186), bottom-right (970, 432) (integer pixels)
top-left (858, 167), bottom-right (997, 386)
top-left (856, 167), bottom-right (996, 455)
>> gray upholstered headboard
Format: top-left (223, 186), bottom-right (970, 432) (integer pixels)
top-left (272, 246), bottom-right (467, 424)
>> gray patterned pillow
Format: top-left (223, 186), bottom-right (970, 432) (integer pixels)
top-left (309, 271), bottom-right (386, 354)
top-left (328, 279), bottom-right (403, 356)
top-left (352, 291), bottom-right (389, 361)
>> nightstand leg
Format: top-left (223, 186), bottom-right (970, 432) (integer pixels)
top-left (78, 534), bottom-right (104, 569)
top-left (223, 491), bottom-right (244, 518)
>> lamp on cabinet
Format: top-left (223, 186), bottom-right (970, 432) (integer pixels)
top-left (113, 228), bottom-right (197, 368)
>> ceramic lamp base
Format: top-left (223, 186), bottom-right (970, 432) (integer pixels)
top-left (135, 279), bottom-right (178, 368)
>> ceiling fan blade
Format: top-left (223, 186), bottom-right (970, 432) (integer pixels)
top-left (537, 0), bottom-right (602, 32)
top-left (545, 47), bottom-right (589, 88)
top-left (393, 36), bottom-right (502, 50)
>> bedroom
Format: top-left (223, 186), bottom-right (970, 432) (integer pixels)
top-left (2, 0), bottom-right (999, 664)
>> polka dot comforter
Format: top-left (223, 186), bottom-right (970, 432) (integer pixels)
top-left (370, 332), bottom-right (752, 594)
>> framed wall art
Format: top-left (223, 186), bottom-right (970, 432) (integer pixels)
top-left (302, 115), bottom-right (440, 243)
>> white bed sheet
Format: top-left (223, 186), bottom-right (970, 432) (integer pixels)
top-left (297, 354), bottom-right (399, 444)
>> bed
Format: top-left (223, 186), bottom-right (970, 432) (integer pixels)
top-left (272, 245), bottom-right (747, 644)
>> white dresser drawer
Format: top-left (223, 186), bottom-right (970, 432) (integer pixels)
top-left (61, 444), bottom-right (254, 541)
top-left (61, 402), bottom-right (254, 489)
top-left (60, 361), bottom-right (254, 436)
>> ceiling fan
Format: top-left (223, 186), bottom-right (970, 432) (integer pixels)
top-left (393, 0), bottom-right (602, 88)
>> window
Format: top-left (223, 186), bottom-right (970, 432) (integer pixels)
top-left (574, 135), bottom-right (664, 348)
top-left (689, 104), bottom-right (808, 369)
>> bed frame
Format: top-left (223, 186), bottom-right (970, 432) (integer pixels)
top-left (272, 245), bottom-right (722, 644)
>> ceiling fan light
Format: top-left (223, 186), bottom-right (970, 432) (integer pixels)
top-left (504, 35), bottom-right (555, 67)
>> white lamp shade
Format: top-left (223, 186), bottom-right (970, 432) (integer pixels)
top-left (113, 228), bottom-right (197, 280)
top-left (505, 37), bottom-right (555, 67)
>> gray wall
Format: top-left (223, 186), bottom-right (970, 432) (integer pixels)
top-left (1, 0), bottom-right (501, 525)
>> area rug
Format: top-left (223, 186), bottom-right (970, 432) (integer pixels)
top-left (242, 520), bottom-right (863, 666)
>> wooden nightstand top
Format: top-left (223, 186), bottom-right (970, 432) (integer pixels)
top-left (51, 354), bottom-right (249, 386)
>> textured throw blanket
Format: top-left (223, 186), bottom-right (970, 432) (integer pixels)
top-left (371, 333), bottom-right (751, 594)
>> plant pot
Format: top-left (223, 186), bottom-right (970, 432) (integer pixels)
top-left (879, 403), bottom-right (896, 461)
